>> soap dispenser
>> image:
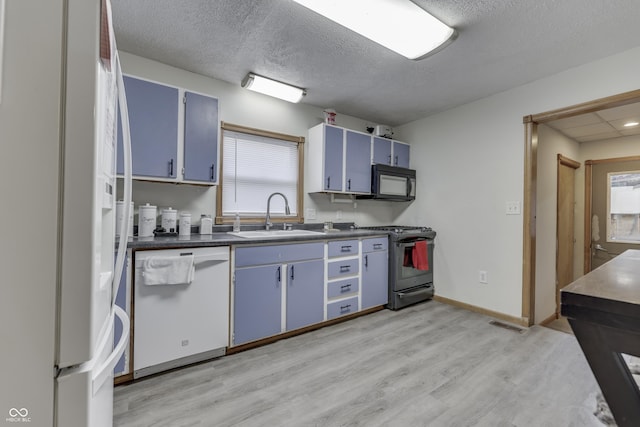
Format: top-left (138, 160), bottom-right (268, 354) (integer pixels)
top-left (233, 213), bottom-right (241, 232)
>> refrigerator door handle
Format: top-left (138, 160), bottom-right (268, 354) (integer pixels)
top-left (92, 305), bottom-right (130, 396)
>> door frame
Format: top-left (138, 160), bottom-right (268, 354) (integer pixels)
top-left (521, 89), bottom-right (640, 326)
top-left (583, 156), bottom-right (640, 273)
top-left (556, 154), bottom-right (580, 315)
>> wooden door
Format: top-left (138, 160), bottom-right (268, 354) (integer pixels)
top-left (588, 158), bottom-right (640, 271)
top-left (556, 155), bottom-right (580, 313)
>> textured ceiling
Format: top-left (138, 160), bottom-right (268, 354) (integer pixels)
top-left (111, 0), bottom-right (640, 127)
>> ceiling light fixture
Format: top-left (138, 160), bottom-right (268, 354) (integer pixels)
top-left (291, 0), bottom-right (457, 60)
top-left (241, 73), bottom-right (306, 103)
top-left (623, 121), bottom-right (639, 127)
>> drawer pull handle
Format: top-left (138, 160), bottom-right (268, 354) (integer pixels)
top-left (373, 243), bottom-right (383, 249)
top-left (364, 254), bottom-right (368, 267)
top-left (277, 266), bottom-right (281, 284)
top-left (290, 265), bottom-right (295, 281)
top-left (340, 304), bottom-right (352, 312)
top-left (341, 245), bottom-right (352, 252)
top-left (339, 265), bottom-right (350, 272)
top-left (180, 252), bottom-right (193, 256)
top-left (340, 284), bottom-right (352, 292)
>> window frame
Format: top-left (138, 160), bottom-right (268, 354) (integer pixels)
top-left (216, 122), bottom-right (305, 225)
top-left (606, 170), bottom-right (640, 244)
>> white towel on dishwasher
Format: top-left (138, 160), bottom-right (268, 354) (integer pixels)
top-left (141, 254), bottom-right (195, 285)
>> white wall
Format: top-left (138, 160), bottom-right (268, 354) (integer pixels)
top-left (118, 52), bottom-right (398, 226)
top-left (395, 46), bottom-right (640, 319)
top-left (535, 125), bottom-right (579, 323)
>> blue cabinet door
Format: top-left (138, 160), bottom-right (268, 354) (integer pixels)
top-left (362, 250), bottom-right (388, 309)
top-left (373, 137), bottom-right (392, 165)
top-left (117, 76), bottom-right (179, 178)
top-left (393, 141), bottom-right (410, 168)
top-left (234, 265), bottom-right (282, 345)
top-left (286, 259), bottom-right (324, 331)
top-left (324, 125), bottom-right (343, 191)
top-left (345, 131), bottom-right (372, 193)
top-left (184, 91), bottom-right (219, 183)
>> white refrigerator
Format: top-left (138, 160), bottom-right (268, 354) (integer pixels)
top-left (0, 1), bottom-right (132, 426)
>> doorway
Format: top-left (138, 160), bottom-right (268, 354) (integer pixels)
top-left (585, 157), bottom-right (640, 272)
top-left (522, 89), bottom-right (640, 326)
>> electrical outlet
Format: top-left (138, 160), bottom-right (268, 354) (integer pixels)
top-left (306, 208), bottom-right (317, 220)
top-left (479, 270), bottom-right (488, 284)
top-left (506, 201), bottom-right (521, 215)
top-left (336, 210), bottom-right (343, 219)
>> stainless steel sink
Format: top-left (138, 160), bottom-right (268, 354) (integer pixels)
top-left (227, 229), bottom-right (325, 239)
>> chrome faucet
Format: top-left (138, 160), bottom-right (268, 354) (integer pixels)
top-left (265, 192), bottom-right (290, 230)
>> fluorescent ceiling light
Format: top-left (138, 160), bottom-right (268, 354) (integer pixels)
top-left (623, 121), bottom-right (639, 127)
top-left (241, 73), bottom-right (306, 103)
top-left (292, 0), bottom-right (457, 60)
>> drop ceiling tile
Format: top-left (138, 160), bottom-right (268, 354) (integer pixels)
top-left (597, 103), bottom-right (640, 121)
top-left (620, 128), bottom-right (640, 137)
top-left (576, 131), bottom-right (623, 142)
top-left (547, 113), bottom-right (602, 130)
top-left (563, 122), bottom-right (617, 138)
top-left (608, 117), bottom-right (640, 130)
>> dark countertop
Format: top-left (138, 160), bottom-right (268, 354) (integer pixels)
top-left (560, 249), bottom-right (640, 427)
top-left (562, 249), bottom-right (640, 320)
top-left (124, 227), bottom-right (389, 250)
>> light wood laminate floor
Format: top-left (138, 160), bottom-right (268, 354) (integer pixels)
top-left (114, 301), bottom-right (604, 427)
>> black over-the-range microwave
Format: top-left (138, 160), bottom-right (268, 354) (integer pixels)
top-left (358, 164), bottom-right (416, 201)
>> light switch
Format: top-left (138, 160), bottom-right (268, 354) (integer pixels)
top-left (506, 201), bottom-right (521, 215)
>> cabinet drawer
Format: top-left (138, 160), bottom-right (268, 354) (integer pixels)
top-left (327, 297), bottom-right (359, 320)
top-left (362, 237), bottom-right (388, 253)
top-left (327, 258), bottom-right (359, 279)
top-left (235, 242), bottom-right (323, 267)
top-left (327, 278), bottom-right (359, 299)
top-left (328, 239), bottom-right (359, 257)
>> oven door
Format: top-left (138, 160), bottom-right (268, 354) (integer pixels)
top-left (394, 238), bottom-right (434, 291)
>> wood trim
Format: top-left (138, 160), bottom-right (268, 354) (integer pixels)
top-left (585, 155), bottom-right (640, 165)
top-left (220, 121), bottom-right (305, 143)
top-left (530, 89), bottom-right (640, 124)
top-left (434, 295), bottom-right (529, 327)
top-left (582, 154), bottom-right (640, 274)
top-left (226, 306), bottom-right (385, 355)
top-left (216, 123), bottom-right (306, 224)
top-left (521, 121), bottom-right (537, 326)
top-left (584, 162), bottom-right (592, 274)
top-left (558, 154), bottom-right (580, 169)
top-left (539, 312), bottom-right (559, 326)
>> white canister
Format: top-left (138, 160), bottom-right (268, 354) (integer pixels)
top-left (161, 207), bottom-right (178, 233)
top-left (116, 201), bottom-right (134, 237)
top-left (179, 212), bottom-right (191, 236)
top-left (138, 203), bottom-right (157, 237)
top-left (199, 215), bottom-right (213, 235)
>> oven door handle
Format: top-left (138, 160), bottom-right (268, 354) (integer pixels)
top-left (396, 237), bottom-right (428, 246)
top-left (398, 287), bottom-right (433, 299)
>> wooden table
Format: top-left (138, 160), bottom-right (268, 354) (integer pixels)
top-left (561, 249), bottom-right (640, 427)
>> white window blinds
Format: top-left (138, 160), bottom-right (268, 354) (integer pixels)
top-left (222, 130), bottom-right (298, 216)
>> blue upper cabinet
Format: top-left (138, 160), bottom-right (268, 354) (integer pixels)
top-left (393, 141), bottom-right (410, 168)
top-left (183, 91), bottom-right (219, 183)
top-left (373, 137), bottom-right (392, 165)
top-left (372, 137), bottom-right (410, 168)
top-left (117, 76), bottom-right (179, 179)
top-left (345, 131), bottom-right (372, 193)
top-left (307, 123), bottom-right (373, 194)
top-left (324, 125), bottom-right (344, 191)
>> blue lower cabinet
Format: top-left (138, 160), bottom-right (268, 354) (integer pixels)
top-left (233, 265), bottom-right (282, 346)
top-left (286, 260), bottom-right (324, 331)
top-left (361, 250), bottom-right (388, 309)
top-left (327, 296), bottom-right (359, 320)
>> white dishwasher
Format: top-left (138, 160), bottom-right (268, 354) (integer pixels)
top-left (133, 246), bottom-right (229, 378)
